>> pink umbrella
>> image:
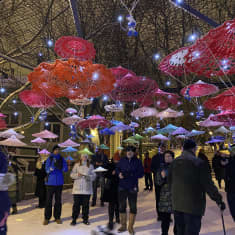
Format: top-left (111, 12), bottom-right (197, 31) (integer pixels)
top-left (38, 149), bottom-right (50, 155)
top-left (131, 107), bottom-right (158, 118)
top-left (176, 135), bottom-right (187, 139)
top-left (0, 113), bottom-right (6, 118)
top-left (199, 115), bottom-right (224, 127)
top-left (155, 98), bottom-right (169, 109)
top-left (0, 129), bottom-right (24, 139)
top-left (32, 130), bottom-right (58, 139)
top-left (210, 111), bottom-right (235, 123)
top-left (156, 108), bottom-right (184, 119)
top-left (65, 108), bottom-right (77, 114)
top-left (31, 137), bottom-right (46, 144)
top-left (62, 115), bottom-right (82, 125)
top-left (104, 104), bottom-right (123, 112)
top-left (77, 115), bottom-right (110, 129)
top-left (0, 135), bottom-right (27, 147)
top-left (151, 134), bottom-right (169, 141)
top-left (110, 66), bottom-right (136, 80)
top-left (181, 80), bottom-right (219, 98)
top-left (171, 127), bottom-right (189, 135)
top-left (58, 138), bottom-right (80, 147)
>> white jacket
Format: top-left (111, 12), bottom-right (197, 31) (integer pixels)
top-left (70, 162), bottom-right (96, 195)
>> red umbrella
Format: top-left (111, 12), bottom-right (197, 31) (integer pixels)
top-left (181, 80), bottom-right (219, 98)
top-left (210, 111), bottom-right (235, 122)
top-left (159, 47), bottom-right (190, 76)
top-left (77, 115), bottom-right (110, 129)
top-left (110, 74), bottom-right (158, 102)
top-left (19, 90), bottom-right (55, 108)
top-left (110, 66), bottom-right (136, 80)
top-left (155, 98), bottom-right (169, 109)
top-left (184, 19), bottom-right (235, 77)
top-left (0, 119), bottom-right (7, 130)
top-left (203, 86), bottom-right (235, 111)
top-left (54, 36), bottom-right (96, 60)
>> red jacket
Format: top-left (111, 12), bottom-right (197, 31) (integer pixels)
top-left (144, 158), bottom-right (152, 173)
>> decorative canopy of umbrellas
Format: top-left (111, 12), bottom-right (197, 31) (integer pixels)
top-left (186, 129), bottom-right (205, 137)
top-left (77, 115), bottom-right (110, 129)
top-left (58, 139), bottom-right (80, 147)
top-left (214, 126), bottom-right (230, 134)
top-left (123, 138), bottom-right (139, 144)
top-left (110, 66), bottom-right (136, 80)
top-left (110, 123), bottom-right (131, 132)
top-left (78, 147), bottom-right (93, 155)
top-left (61, 146), bottom-right (78, 152)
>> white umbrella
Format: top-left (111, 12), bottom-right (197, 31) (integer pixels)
top-left (0, 129), bottom-right (24, 139)
top-left (215, 126), bottom-right (230, 134)
top-left (0, 135), bottom-right (27, 147)
top-left (62, 115), bottom-right (82, 125)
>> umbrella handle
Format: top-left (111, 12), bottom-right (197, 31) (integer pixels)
top-left (221, 210), bottom-right (226, 235)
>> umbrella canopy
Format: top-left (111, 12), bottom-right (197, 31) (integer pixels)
top-left (32, 130), bottom-right (58, 139)
top-left (110, 120), bottom-right (123, 126)
top-left (199, 115), bottom-right (224, 127)
top-left (62, 147), bottom-right (78, 152)
top-left (38, 149), bottom-right (50, 155)
top-left (154, 89), bottom-right (180, 105)
top-left (110, 66), bottom-right (136, 80)
top-left (99, 128), bottom-right (115, 135)
top-left (187, 129), bottom-right (205, 137)
top-left (230, 126), bottom-right (235, 131)
top-left (77, 115), bottom-right (110, 129)
top-left (62, 115), bottom-right (82, 125)
top-left (131, 107), bottom-right (158, 118)
top-left (98, 144), bottom-right (109, 150)
top-left (0, 135), bottom-right (27, 147)
top-left (151, 134), bottom-right (169, 141)
top-left (205, 138), bottom-right (225, 144)
top-left (129, 122), bottom-right (139, 128)
top-left (181, 80), bottom-right (219, 98)
top-left (0, 129), bottom-right (24, 139)
top-left (78, 147), bottom-right (94, 155)
top-left (110, 124), bottom-right (131, 132)
top-left (130, 134), bottom-right (144, 140)
top-left (117, 146), bottom-right (124, 150)
top-left (66, 156), bottom-right (74, 161)
top-left (214, 126), bottom-right (230, 134)
top-left (104, 104), bottom-right (123, 112)
top-left (175, 135), bottom-right (187, 139)
top-left (145, 127), bottom-right (156, 133)
top-left (210, 111), bottom-right (235, 123)
top-left (158, 124), bottom-right (178, 134)
top-left (31, 137), bottom-right (46, 144)
top-left (156, 108), bottom-right (184, 119)
top-left (65, 107), bottom-right (77, 114)
top-left (172, 127), bottom-right (189, 135)
top-left (58, 138), bottom-right (80, 147)
top-left (123, 138), bottom-right (139, 144)
top-left (70, 97), bottom-right (93, 106)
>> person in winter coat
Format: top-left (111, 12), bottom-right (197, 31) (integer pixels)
top-left (225, 144), bottom-right (235, 221)
top-left (168, 139), bottom-right (225, 235)
top-left (219, 151), bottom-right (230, 188)
top-left (151, 144), bottom-right (166, 220)
top-left (156, 150), bottom-right (176, 235)
top-left (43, 145), bottom-right (68, 225)
top-left (212, 152), bottom-right (223, 188)
top-left (91, 148), bottom-right (109, 207)
top-left (70, 154), bottom-right (96, 226)
top-left (143, 152), bottom-right (153, 191)
top-left (103, 154), bottom-right (120, 230)
top-left (34, 155), bottom-right (47, 208)
top-left (198, 149), bottom-right (211, 174)
top-left (116, 146), bottom-right (144, 235)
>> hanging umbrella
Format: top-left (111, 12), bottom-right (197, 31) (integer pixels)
top-left (78, 147), bottom-right (94, 155)
top-left (184, 18), bottom-right (235, 77)
top-left (19, 90), bottom-right (55, 108)
top-left (65, 108), bottom-right (77, 114)
top-left (214, 126), bottom-right (230, 134)
top-left (58, 138), bottom-right (80, 147)
top-left (130, 134), bottom-right (144, 140)
top-left (210, 111), bottom-right (235, 123)
top-left (129, 122), bottom-right (139, 128)
top-left (77, 115), bottom-right (110, 129)
top-left (98, 144), bottom-right (109, 150)
top-left (99, 128), bottom-right (115, 135)
top-left (104, 104), bottom-right (123, 112)
top-left (70, 97), bottom-right (93, 106)
top-left (181, 80), bottom-right (219, 98)
top-left (0, 129), bottom-right (24, 139)
top-left (31, 137), bottom-right (46, 144)
top-left (151, 134), bottom-right (169, 141)
top-left (205, 138), bottom-right (225, 144)
top-left (111, 120), bottom-right (123, 126)
top-left (87, 134), bottom-right (95, 138)
top-left (61, 146), bottom-right (78, 152)
top-left (159, 46), bottom-right (190, 76)
top-left (199, 114), bottom-right (224, 127)
top-left (32, 130), bottom-right (58, 139)
top-left (156, 108), bottom-right (184, 119)
top-left (154, 89), bottom-right (180, 105)
top-left (80, 138), bottom-right (92, 144)
top-left (172, 127), bottom-right (189, 135)
top-left (175, 135), bottom-right (187, 139)
top-left (62, 115), bottom-right (82, 125)
top-left (158, 124), bottom-right (178, 134)
top-left (123, 138), bottom-right (139, 144)
top-left (110, 123), bottom-right (131, 132)
top-left (110, 66), bottom-right (136, 80)
top-left (0, 135), bottom-right (27, 147)
top-left (203, 87), bottom-right (235, 111)
top-left (38, 149), bottom-right (50, 155)
top-left (54, 36), bottom-right (96, 60)
top-left (145, 127), bottom-right (156, 133)
top-left (131, 107), bottom-right (158, 118)
top-left (187, 129), bottom-right (205, 137)
top-left (66, 156), bottom-right (74, 161)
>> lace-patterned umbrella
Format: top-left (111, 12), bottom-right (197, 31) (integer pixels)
top-left (184, 19), bottom-right (235, 77)
top-left (32, 130), bottom-right (58, 139)
top-left (70, 97), bottom-right (92, 106)
top-left (62, 115), bottom-right (82, 125)
top-left (131, 107), bottom-right (158, 118)
top-left (31, 137), bottom-right (46, 144)
top-left (54, 36), bottom-right (96, 60)
top-left (186, 129), bottom-right (205, 137)
top-left (151, 134), bottom-right (169, 141)
top-left (210, 111), bottom-right (235, 123)
top-left (104, 104), bottom-right (123, 112)
top-left (77, 115), bottom-right (110, 129)
top-left (65, 108), bottom-right (77, 114)
top-left (99, 128), bottom-right (115, 135)
top-left (0, 129), bottom-right (24, 139)
top-left (171, 127), bottom-right (190, 135)
top-left (110, 66), bottom-right (136, 80)
top-left (203, 87), bottom-right (235, 111)
top-left (159, 47), bottom-right (190, 76)
top-left (181, 80), bottom-right (219, 98)
top-left (38, 149), bottom-right (50, 155)
top-left (58, 138), bottom-right (80, 147)
top-left (0, 135), bottom-right (27, 147)
top-left (199, 114), bottom-right (224, 127)
top-left (110, 123), bottom-right (131, 132)
top-left (19, 90), bottom-right (55, 108)
top-left (156, 108), bottom-right (184, 119)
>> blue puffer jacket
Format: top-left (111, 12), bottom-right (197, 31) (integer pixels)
top-left (116, 156), bottom-right (144, 191)
top-left (45, 154), bottom-right (68, 186)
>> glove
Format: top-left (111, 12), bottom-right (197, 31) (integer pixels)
top-left (218, 201), bottom-right (226, 211)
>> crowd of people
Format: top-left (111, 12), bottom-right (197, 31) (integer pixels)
top-left (1, 141), bottom-right (235, 235)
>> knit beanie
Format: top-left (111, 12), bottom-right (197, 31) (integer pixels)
top-left (183, 139), bottom-right (197, 151)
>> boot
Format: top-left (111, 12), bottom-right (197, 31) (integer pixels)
top-left (118, 213), bottom-right (127, 233)
top-left (128, 213), bottom-right (136, 235)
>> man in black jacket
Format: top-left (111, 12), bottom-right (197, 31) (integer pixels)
top-left (151, 143), bottom-right (166, 220)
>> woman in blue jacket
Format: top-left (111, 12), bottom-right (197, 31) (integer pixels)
top-left (116, 146), bottom-right (144, 235)
top-left (43, 145), bottom-right (68, 225)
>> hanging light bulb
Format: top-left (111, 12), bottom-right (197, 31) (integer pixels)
top-left (153, 53), bottom-right (160, 61)
top-left (117, 15), bottom-right (124, 22)
top-left (0, 87), bottom-right (5, 93)
top-left (47, 39), bottom-right (53, 47)
top-left (12, 99), bottom-right (17, 104)
top-left (166, 80), bottom-right (171, 86)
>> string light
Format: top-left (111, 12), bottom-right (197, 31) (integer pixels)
top-left (92, 72), bottom-right (99, 81)
top-left (117, 15), bottom-right (124, 22)
top-left (0, 87), bottom-right (5, 93)
top-left (103, 95), bottom-right (108, 101)
top-left (190, 112), bottom-right (194, 116)
top-left (45, 122), bottom-right (49, 126)
top-left (47, 39), bottom-right (53, 47)
top-left (12, 99), bottom-right (17, 104)
top-left (13, 112), bottom-right (18, 116)
top-left (153, 53), bottom-right (160, 60)
top-left (38, 52), bottom-right (43, 57)
top-left (165, 80), bottom-right (171, 86)
top-left (188, 33), bottom-right (197, 42)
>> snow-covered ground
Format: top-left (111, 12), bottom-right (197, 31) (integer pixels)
top-left (7, 179), bottom-right (235, 235)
